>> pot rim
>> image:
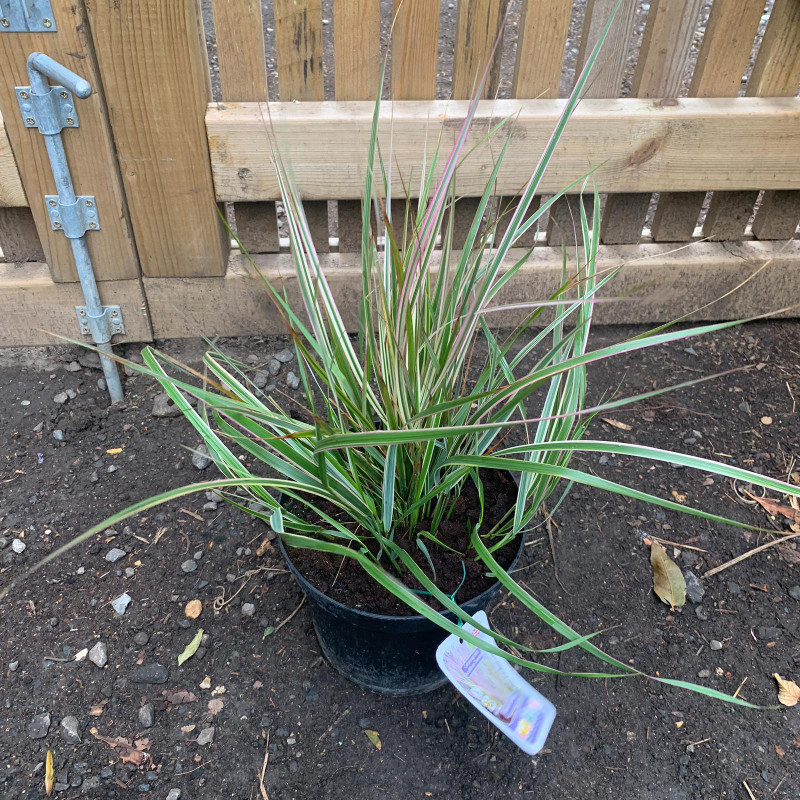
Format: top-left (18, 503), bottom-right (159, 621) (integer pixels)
top-left (276, 471), bottom-right (525, 624)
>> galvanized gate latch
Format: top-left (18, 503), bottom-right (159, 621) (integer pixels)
top-left (0, 0), bottom-right (55, 32)
top-left (15, 52), bottom-right (124, 402)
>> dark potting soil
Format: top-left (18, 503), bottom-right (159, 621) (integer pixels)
top-left (286, 470), bottom-right (521, 615)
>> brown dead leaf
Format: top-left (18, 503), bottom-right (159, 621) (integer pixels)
top-left (745, 491), bottom-right (800, 525)
top-left (207, 698), bottom-right (224, 716)
top-left (90, 729), bottom-right (150, 765)
top-left (775, 745), bottom-right (785, 758)
top-left (773, 674), bottom-right (800, 707)
top-left (162, 689), bottom-right (198, 708)
top-left (601, 417), bottom-right (633, 431)
top-left (181, 724), bottom-right (196, 734)
top-left (185, 599), bottom-right (202, 619)
top-left (256, 537), bottom-right (274, 557)
top-left (45, 751), bottom-right (54, 796)
top-left (88, 700), bottom-right (108, 717)
top-left (650, 540), bottom-right (686, 609)
top-left (701, 477), bottom-right (714, 486)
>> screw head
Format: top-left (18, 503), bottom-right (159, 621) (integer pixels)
top-left (89, 222), bottom-right (97, 229)
top-left (0, 18), bottom-right (9, 28)
top-left (111, 310), bottom-right (119, 316)
top-left (42, 18), bottom-right (52, 27)
top-left (48, 199), bottom-right (57, 207)
top-left (53, 221), bottom-right (62, 229)
top-left (19, 90), bottom-right (29, 99)
top-left (25, 117), bottom-right (35, 125)
top-left (79, 310), bottom-right (86, 317)
top-left (84, 199), bottom-right (93, 207)
top-left (65, 117), bottom-right (75, 125)
top-left (59, 91), bottom-right (68, 99)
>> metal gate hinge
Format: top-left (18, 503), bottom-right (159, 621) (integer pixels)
top-left (16, 85), bottom-right (78, 134)
top-left (75, 305), bottom-right (125, 341)
top-left (45, 195), bottom-right (100, 238)
top-left (0, 0), bottom-right (55, 32)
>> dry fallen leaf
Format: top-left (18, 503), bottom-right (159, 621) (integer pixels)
top-left (177, 628), bottom-right (204, 666)
top-left (199, 676), bottom-right (212, 689)
top-left (601, 417), bottom-right (633, 431)
top-left (185, 599), bottom-right (202, 619)
top-left (88, 700), bottom-right (107, 717)
top-left (45, 751), bottom-right (54, 796)
top-left (162, 689), bottom-right (198, 707)
top-left (650, 540), bottom-right (686, 609)
top-left (364, 730), bottom-right (382, 750)
top-left (773, 673), bottom-right (800, 707)
top-left (207, 698), bottom-right (224, 716)
top-left (181, 724), bottom-right (196, 734)
top-left (90, 729), bottom-right (149, 765)
top-left (745, 491), bottom-right (800, 525)
top-left (256, 538), bottom-right (275, 557)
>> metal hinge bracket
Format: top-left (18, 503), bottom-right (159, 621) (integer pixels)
top-left (16, 85), bottom-right (78, 134)
top-left (45, 194), bottom-right (100, 238)
top-left (0, 0), bottom-right (55, 32)
top-left (75, 305), bottom-right (125, 340)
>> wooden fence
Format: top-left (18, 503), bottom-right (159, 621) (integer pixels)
top-left (0, 0), bottom-right (799, 346)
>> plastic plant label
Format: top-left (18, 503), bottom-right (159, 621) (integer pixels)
top-left (436, 610), bottom-right (556, 755)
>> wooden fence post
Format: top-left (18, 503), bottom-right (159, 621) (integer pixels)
top-left (212, 0), bottom-right (280, 255)
top-left (0, 0), bottom-right (140, 282)
top-left (84, 0), bottom-right (229, 278)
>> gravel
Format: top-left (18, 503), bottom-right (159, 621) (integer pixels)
top-left (286, 371), bottom-right (300, 389)
top-left (130, 663), bottom-right (169, 684)
top-left (60, 715), bottom-right (81, 744)
top-left (88, 641), bottom-right (108, 668)
top-left (111, 593), bottom-right (132, 615)
top-left (53, 392), bottom-right (69, 404)
top-left (105, 547), bottom-right (126, 563)
top-left (709, 640), bottom-right (723, 651)
top-left (166, 791), bottom-right (182, 800)
top-left (788, 585), bottom-right (800, 601)
top-left (11, 539), bottom-right (26, 554)
top-left (241, 603), bottom-right (255, 617)
top-left (52, 429), bottom-right (65, 441)
top-left (191, 443), bottom-right (212, 470)
top-left (152, 392), bottom-right (182, 418)
top-left (274, 348), bottom-right (293, 363)
top-left (267, 358), bottom-right (281, 375)
top-left (683, 571), bottom-right (705, 604)
top-left (27, 713), bottom-right (50, 740)
top-left (181, 559), bottom-right (198, 573)
top-left (134, 631), bottom-right (150, 646)
top-left (197, 726), bottom-right (215, 746)
top-left (138, 703), bottom-right (155, 728)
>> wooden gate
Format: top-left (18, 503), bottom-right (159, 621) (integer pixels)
top-left (1, 0), bottom-right (799, 346)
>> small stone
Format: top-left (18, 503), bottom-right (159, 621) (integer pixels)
top-left (683, 571), bottom-right (705, 604)
top-left (697, 669), bottom-right (711, 679)
top-left (192, 444), bottom-right (212, 470)
top-left (274, 348), bottom-right (293, 363)
top-left (107, 465), bottom-right (117, 473)
top-left (9, 660), bottom-right (19, 672)
top-left (286, 736), bottom-right (296, 745)
top-left (54, 391), bottom-right (69, 404)
top-left (27, 712), bottom-right (50, 740)
top-left (267, 358), bottom-right (281, 376)
top-left (152, 392), bottom-right (181, 418)
top-left (738, 400), bottom-right (751, 414)
top-left (789, 585), bottom-right (800, 601)
top-left (60, 715), bottom-right (81, 744)
top-left (88, 641), bottom-right (108, 668)
top-left (358, 717), bottom-right (372, 729)
top-left (66, 389), bottom-right (77, 399)
top-left (0, 537), bottom-right (7, 550)
top-left (125, 567), bottom-right (135, 578)
top-left (181, 559), bottom-right (197, 573)
top-left (241, 603), bottom-right (255, 617)
top-left (52, 429), bottom-right (65, 441)
top-left (286, 371), bottom-right (300, 390)
top-left (684, 347), bottom-right (697, 357)
top-left (138, 784), bottom-right (150, 793)
top-left (203, 502), bottom-right (218, 512)
top-left (11, 539), bottom-right (26, 554)
top-left (197, 726), bottom-right (215, 746)
top-left (134, 631), bottom-right (149, 646)
top-left (246, 354), bottom-right (259, 364)
top-left (65, 361), bottom-right (82, 372)
top-left (757, 625), bottom-right (781, 640)
top-left (694, 606), bottom-right (709, 621)
top-left (166, 791), bottom-right (182, 800)
top-left (111, 593), bottom-right (132, 615)
top-left (100, 766), bottom-right (114, 778)
top-left (709, 640), bottom-right (723, 651)
top-left (193, 550), bottom-right (204, 561)
top-left (138, 703), bottom-right (155, 729)
top-left (130, 663), bottom-right (169, 684)
top-left (205, 491), bottom-right (222, 502)
top-left (98, 377), bottom-right (107, 391)
top-left (726, 580), bottom-right (741, 596)
top-left (105, 547), bottom-right (126, 563)
top-left (253, 371), bottom-right (269, 389)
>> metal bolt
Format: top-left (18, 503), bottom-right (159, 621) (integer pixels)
top-left (53, 221), bottom-right (62, 229)
top-left (111, 310), bottom-right (119, 316)
top-left (79, 310), bottom-right (86, 316)
top-left (60, 91), bottom-right (68, 99)
top-left (65, 117), bottom-right (75, 125)
top-left (84, 199), bottom-right (93, 207)
top-left (42, 18), bottom-right (52, 28)
top-left (19, 90), bottom-right (29, 99)
top-left (0, 18), bottom-right (9, 28)
top-left (48, 199), bottom-right (57, 207)
top-left (89, 222), bottom-right (97, 229)
top-left (26, 117), bottom-right (35, 125)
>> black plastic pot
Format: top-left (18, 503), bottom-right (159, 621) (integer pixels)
top-left (279, 532), bottom-right (524, 696)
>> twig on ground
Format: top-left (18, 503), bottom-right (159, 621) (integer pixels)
top-left (743, 779), bottom-right (757, 800)
top-left (318, 707), bottom-right (351, 741)
top-left (257, 732), bottom-right (270, 800)
top-left (273, 597), bottom-right (306, 635)
top-left (704, 530), bottom-right (800, 578)
top-left (545, 512), bottom-right (569, 594)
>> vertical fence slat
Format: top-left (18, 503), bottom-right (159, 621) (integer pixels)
top-left (651, 0), bottom-right (764, 242)
top-left (334, 0), bottom-right (380, 252)
top-left (391, 0), bottom-right (439, 101)
top-left (274, 0), bottom-right (328, 251)
top-left (0, 0), bottom-right (140, 282)
top-left (212, 0), bottom-right (279, 254)
top-left (547, 0), bottom-right (636, 247)
top-left (450, 0), bottom-right (507, 249)
top-left (0, 207), bottom-right (45, 262)
top-left (84, 0), bottom-right (228, 278)
top-left (512, 0), bottom-right (572, 99)
top-left (600, 0), bottom-right (702, 244)
top-left (390, 0), bottom-right (440, 243)
top-left (750, 0), bottom-right (800, 241)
